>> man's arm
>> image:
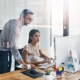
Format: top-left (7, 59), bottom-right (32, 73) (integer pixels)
top-left (9, 25), bottom-right (26, 67)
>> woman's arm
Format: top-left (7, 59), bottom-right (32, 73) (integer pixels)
top-left (23, 50), bottom-right (40, 65)
top-left (39, 50), bottom-right (54, 60)
top-left (22, 50), bottom-right (35, 69)
top-left (23, 50), bottom-right (49, 65)
top-left (29, 60), bottom-right (50, 65)
top-left (23, 50), bottom-right (28, 63)
top-left (39, 49), bottom-right (49, 59)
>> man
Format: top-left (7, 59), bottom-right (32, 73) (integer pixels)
top-left (0, 9), bottom-right (35, 74)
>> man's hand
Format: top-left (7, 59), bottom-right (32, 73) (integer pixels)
top-left (23, 64), bottom-right (28, 69)
top-left (31, 64), bottom-right (36, 69)
top-left (23, 64), bottom-right (35, 69)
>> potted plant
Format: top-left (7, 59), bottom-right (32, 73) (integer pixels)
top-left (43, 68), bottom-right (53, 80)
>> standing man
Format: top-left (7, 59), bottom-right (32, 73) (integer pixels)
top-left (0, 9), bottom-right (35, 74)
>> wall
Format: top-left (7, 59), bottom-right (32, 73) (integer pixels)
top-left (69, 0), bottom-right (80, 35)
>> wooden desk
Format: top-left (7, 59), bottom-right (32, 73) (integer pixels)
top-left (57, 72), bottom-right (80, 80)
top-left (0, 67), bottom-right (44, 80)
top-left (1, 68), bottom-right (80, 80)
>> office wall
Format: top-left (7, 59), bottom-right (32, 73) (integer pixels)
top-left (69, 0), bottom-right (80, 35)
top-left (0, 0), bottom-right (50, 30)
top-left (51, 0), bottom-right (63, 36)
top-left (0, 0), bottom-right (24, 30)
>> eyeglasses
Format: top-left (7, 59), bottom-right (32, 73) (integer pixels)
top-left (27, 18), bottom-right (33, 21)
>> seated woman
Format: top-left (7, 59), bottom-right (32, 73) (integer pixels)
top-left (23, 29), bottom-right (53, 65)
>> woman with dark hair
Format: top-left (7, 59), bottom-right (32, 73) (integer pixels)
top-left (23, 29), bottom-right (52, 65)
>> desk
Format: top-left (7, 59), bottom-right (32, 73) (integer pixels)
top-left (57, 72), bottom-right (80, 80)
top-left (1, 69), bottom-right (80, 80)
top-left (0, 67), bottom-right (44, 80)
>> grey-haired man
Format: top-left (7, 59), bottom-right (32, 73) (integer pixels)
top-left (0, 9), bottom-right (35, 74)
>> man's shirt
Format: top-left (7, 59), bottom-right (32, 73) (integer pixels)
top-left (0, 19), bottom-right (23, 60)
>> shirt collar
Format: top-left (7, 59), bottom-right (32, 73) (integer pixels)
top-left (16, 18), bottom-right (23, 28)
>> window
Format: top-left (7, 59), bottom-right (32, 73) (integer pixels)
top-left (51, 0), bottom-right (64, 36)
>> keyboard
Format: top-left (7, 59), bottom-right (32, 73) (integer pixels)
top-left (39, 62), bottom-right (55, 69)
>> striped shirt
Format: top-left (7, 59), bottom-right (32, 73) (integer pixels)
top-left (0, 19), bottom-right (23, 60)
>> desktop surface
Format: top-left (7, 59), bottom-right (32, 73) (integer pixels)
top-left (0, 67), bottom-right (45, 80)
top-left (0, 68), bottom-right (80, 80)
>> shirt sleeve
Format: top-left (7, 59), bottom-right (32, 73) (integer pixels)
top-left (23, 44), bottom-right (32, 55)
top-left (23, 45), bottom-right (28, 51)
top-left (9, 23), bottom-right (22, 60)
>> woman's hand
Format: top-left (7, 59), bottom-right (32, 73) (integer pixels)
top-left (40, 60), bottom-right (51, 64)
top-left (45, 58), bottom-right (54, 62)
top-left (45, 57), bottom-right (54, 60)
top-left (31, 64), bottom-right (36, 69)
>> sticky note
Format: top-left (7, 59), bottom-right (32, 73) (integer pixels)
top-left (58, 67), bottom-right (62, 71)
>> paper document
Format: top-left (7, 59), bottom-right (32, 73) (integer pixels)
top-left (17, 64), bottom-right (31, 69)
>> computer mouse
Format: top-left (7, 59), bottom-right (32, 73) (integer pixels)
top-left (30, 69), bottom-right (38, 74)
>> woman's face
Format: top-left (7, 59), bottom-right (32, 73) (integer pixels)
top-left (31, 32), bottom-right (40, 43)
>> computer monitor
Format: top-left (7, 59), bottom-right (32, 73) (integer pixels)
top-left (55, 35), bottom-right (79, 68)
top-left (77, 35), bottom-right (80, 61)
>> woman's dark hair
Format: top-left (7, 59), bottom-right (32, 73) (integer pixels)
top-left (20, 9), bottom-right (33, 18)
top-left (28, 29), bottom-right (40, 43)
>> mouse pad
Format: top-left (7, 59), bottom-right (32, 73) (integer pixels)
top-left (21, 70), bottom-right (44, 78)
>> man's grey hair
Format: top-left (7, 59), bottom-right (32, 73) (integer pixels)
top-left (20, 9), bottom-right (33, 18)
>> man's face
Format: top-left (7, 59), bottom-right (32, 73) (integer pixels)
top-left (23, 14), bottom-right (33, 25)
